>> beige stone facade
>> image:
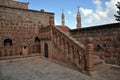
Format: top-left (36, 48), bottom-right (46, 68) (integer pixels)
top-left (0, 0), bottom-right (54, 59)
top-left (0, 0), bottom-right (28, 9)
top-left (70, 23), bottom-right (120, 66)
top-left (0, 0), bottom-right (119, 74)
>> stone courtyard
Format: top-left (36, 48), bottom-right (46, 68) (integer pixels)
top-left (0, 57), bottom-right (120, 80)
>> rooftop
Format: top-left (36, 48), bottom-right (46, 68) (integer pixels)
top-left (56, 25), bottom-right (70, 32)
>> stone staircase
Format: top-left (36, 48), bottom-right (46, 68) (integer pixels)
top-left (94, 55), bottom-right (104, 67)
top-left (92, 54), bottom-right (107, 75)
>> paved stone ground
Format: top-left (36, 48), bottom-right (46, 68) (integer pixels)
top-left (0, 57), bottom-right (120, 80)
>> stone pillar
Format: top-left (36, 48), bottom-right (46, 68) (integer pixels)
top-left (59, 36), bottom-right (62, 49)
top-left (53, 33), bottom-right (56, 43)
top-left (53, 34), bottom-right (56, 44)
top-left (0, 47), bottom-right (1, 56)
top-left (22, 46), bottom-right (28, 57)
top-left (86, 37), bottom-right (94, 74)
top-left (57, 35), bottom-right (60, 47)
top-left (61, 38), bottom-right (65, 53)
top-left (68, 46), bottom-right (73, 61)
top-left (74, 49), bottom-right (79, 67)
top-left (55, 34), bottom-right (57, 45)
top-left (63, 40), bottom-right (66, 53)
top-left (65, 42), bottom-right (69, 57)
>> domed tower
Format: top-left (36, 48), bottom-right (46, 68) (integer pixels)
top-left (61, 10), bottom-right (65, 26)
top-left (76, 6), bottom-right (81, 29)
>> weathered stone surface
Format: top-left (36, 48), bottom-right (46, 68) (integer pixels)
top-left (0, 0), bottom-right (55, 61)
top-left (0, 0), bottom-right (28, 9)
top-left (70, 23), bottom-right (120, 66)
top-left (0, 57), bottom-right (120, 80)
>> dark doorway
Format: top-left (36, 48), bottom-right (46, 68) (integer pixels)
top-left (35, 37), bottom-right (40, 42)
top-left (4, 39), bottom-right (12, 46)
top-left (34, 37), bottom-right (41, 53)
top-left (4, 39), bottom-right (12, 56)
top-left (44, 43), bottom-right (48, 58)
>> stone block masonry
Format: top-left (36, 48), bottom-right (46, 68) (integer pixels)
top-left (70, 23), bottom-right (120, 66)
top-left (0, 5), bottom-right (54, 47)
top-left (0, 1), bottom-right (54, 57)
top-left (0, 0), bottom-right (28, 9)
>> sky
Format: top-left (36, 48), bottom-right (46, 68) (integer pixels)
top-left (15, 0), bottom-right (119, 29)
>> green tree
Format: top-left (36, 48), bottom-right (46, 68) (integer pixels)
top-left (114, 2), bottom-right (120, 22)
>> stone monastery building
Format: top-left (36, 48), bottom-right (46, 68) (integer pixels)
top-left (0, 0), bottom-right (120, 74)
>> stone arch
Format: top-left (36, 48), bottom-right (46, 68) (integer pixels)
top-left (44, 43), bottom-right (48, 58)
top-left (3, 39), bottom-right (13, 56)
top-left (4, 39), bottom-right (12, 46)
top-left (35, 37), bottom-right (40, 42)
top-left (34, 37), bottom-right (41, 53)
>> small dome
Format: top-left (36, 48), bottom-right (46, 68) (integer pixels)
top-left (40, 9), bottom-right (45, 12)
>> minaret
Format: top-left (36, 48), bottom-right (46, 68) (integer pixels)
top-left (76, 6), bottom-right (81, 29)
top-left (61, 10), bottom-right (65, 26)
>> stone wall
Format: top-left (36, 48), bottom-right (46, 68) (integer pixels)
top-left (0, 0), bottom-right (28, 9)
top-left (0, 6), bottom-right (54, 48)
top-left (70, 23), bottom-right (120, 66)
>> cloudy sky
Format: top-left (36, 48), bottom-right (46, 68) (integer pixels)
top-left (15, 0), bottom-right (119, 29)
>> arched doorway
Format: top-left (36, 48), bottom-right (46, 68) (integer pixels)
top-left (44, 43), bottom-right (48, 58)
top-left (34, 37), bottom-right (41, 53)
top-left (4, 39), bottom-right (12, 56)
top-left (35, 37), bottom-right (40, 42)
top-left (4, 39), bottom-right (12, 46)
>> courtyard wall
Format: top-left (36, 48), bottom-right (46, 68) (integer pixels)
top-left (70, 23), bottom-right (120, 65)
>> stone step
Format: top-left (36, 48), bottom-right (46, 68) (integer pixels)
top-left (0, 55), bottom-right (23, 60)
top-left (94, 59), bottom-right (104, 66)
top-left (94, 55), bottom-right (100, 59)
top-left (0, 54), bottom-right (40, 61)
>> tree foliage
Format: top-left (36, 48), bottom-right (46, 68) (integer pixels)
top-left (114, 2), bottom-right (120, 22)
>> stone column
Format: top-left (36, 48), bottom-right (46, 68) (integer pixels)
top-left (65, 42), bottom-right (69, 57)
top-left (86, 37), bottom-right (94, 74)
top-left (57, 35), bottom-right (60, 47)
top-left (54, 34), bottom-right (56, 44)
top-left (68, 46), bottom-right (73, 61)
top-left (55, 34), bottom-right (57, 45)
top-left (61, 38), bottom-right (65, 53)
top-left (74, 49), bottom-right (79, 67)
top-left (59, 36), bottom-right (62, 49)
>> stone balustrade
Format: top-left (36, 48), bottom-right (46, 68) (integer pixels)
top-left (39, 25), bottom-right (94, 73)
top-left (50, 26), bottom-right (87, 71)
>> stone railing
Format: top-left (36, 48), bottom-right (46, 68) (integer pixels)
top-left (50, 26), bottom-right (86, 70)
top-left (39, 25), bottom-right (94, 73)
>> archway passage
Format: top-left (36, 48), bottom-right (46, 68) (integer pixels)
top-left (4, 39), bottom-right (12, 46)
top-left (34, 37), bottom-right (41, 53)
top-left (44, 43), bottom-right (48, 58)
top-left (3, 39), bottom-right (12, 56)
top-left (35, 37), bottom-right (40, 42)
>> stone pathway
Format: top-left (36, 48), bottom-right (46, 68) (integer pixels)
top-left (0, 57), bottom-right (120, 80)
